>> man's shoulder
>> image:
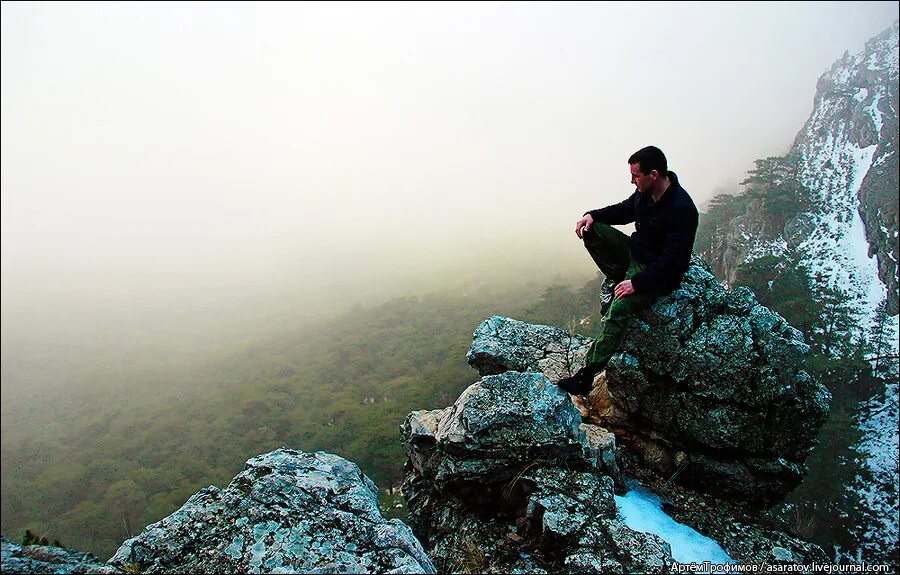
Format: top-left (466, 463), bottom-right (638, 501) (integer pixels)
top-left (669, 182), bottom-right (698, 214)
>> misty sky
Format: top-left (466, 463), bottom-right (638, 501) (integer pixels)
top-left (2, 1), bottom-right (898, 320)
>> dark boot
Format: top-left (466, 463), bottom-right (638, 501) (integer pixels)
top-left (555, 364), bottom-right (602, 396)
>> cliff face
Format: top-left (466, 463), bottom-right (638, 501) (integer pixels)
top-left (795, 21), bottom-right (899, 316)
top-left (701, 21), bottom-right (899, 318)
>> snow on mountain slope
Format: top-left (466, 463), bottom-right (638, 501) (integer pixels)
top-left (791, 21), bottom-right (898, 333)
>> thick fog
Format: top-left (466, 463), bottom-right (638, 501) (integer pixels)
top-left (2, 2), bottom-right (898, 373)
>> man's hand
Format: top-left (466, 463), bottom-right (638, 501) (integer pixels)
top-left (575, 214), bottom-right (594, 239)
top-left (614, 280), bottom-right (635, 299)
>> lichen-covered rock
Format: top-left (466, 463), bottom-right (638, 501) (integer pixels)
top-left (401, 373), bottom-right (620, 497)
top-left (465, 257), bottom-right (832, 506)
top-left (427, 372), bottom-right (586, 489)
top-left (0, 536), bottom-right (121, 574)
top-left (107, 448), bottom-right (435, 574)
top-left (401, 371), bottom-right (670, 573)
top-left (466, 316), bottom-right (594, 382)
top-left (579, 423), bottom-right (622, 484)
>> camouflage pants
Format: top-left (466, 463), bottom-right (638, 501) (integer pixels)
top-left (582, 223), bottom-right (658, 369)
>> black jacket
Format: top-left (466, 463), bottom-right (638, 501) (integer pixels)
top-left (586, 171), bottom-right (698, 295)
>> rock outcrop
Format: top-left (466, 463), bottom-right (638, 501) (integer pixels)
top-left (106, 449), bottom-right (434, 574)
top-left (466, 257), bottom-right (832, 506)
top-left (0, 536), bottom-right (121, 574)
top-left (401, 370), bottom-right (669, 573)
top-left (400, 361), bottom-right (828, 572)
top-left (2, 449), bottom-right (434, 575)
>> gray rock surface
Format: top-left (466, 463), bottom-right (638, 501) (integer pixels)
top-left (1, 536), bottom-right (121, 574)
top-left (107, 448), bottom-right (435, 574)
top-left (401, 371), bottom-right (670, 573)
top-left (466, 317), bottom-right (594, 383)
top-left (466, 257), bottom-right (832, 506)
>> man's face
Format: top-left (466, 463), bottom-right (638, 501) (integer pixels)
top-left (630, 163), bottom-right (656, 194)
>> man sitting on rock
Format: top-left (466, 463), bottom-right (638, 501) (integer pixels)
top-left (556, 145), bottom-right (699, 395)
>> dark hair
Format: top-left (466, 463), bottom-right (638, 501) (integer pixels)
top-left (628, 146), bottom-right (667, 175)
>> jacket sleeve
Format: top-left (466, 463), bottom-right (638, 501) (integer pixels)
top-left (586, 192), bottom-right (638, 226)
top-left (629, 204), bottom-right (699, 294)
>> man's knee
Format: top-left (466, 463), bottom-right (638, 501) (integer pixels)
top-left (583, 222), bottom-right (616, 245)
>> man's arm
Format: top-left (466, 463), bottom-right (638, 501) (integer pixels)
top-left (586, 192), bottom-right (638, 226)
top-left (629, 206), bottom-right (699, 294)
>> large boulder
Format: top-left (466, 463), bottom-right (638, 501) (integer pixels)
top-left (465, 256), bottom-right (832, 506)
top-left (107, 448), bottom-right (435, 574)
top-left (401, 371), bottom-right (670, 573)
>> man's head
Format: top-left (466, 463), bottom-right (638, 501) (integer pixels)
top-left (628, 146), bottom-right (668, 194)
